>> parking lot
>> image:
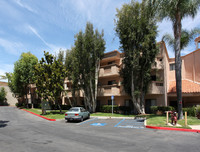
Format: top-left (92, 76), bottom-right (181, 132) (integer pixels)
top-left (62, 117), bottom-right (145, 129)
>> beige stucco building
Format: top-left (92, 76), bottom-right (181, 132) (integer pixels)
top-left (63, 37), bottom-right (200, 113)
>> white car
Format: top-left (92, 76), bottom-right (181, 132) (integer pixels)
top-left (65, 107), bottom-right (90, 122)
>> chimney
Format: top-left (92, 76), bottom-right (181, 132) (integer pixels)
top-left (195, 36), bottom-right (200, 49)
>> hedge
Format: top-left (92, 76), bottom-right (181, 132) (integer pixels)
top-left (182, 106), bottom-right (196, 117)
top-left (150, 106), bottom-right (175, 114)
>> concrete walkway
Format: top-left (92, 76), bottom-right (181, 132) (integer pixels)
top-left (189, 125), bottom-right (200, 130)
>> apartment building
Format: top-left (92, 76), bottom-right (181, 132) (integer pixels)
top-left (63, 36), bottom-right (200, 113)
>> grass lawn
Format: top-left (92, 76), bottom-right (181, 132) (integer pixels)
top-left (145, 114), bottom-right (200, 129)
top-left (23, 108), bottom-right (67, 119)
top-left (91, 112), bottom-right (135, 117)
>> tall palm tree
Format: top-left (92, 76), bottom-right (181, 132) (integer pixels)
top-left (156, 0), bottom-right (200, 119)
top-left (162, 28), bottom-right (200, 50)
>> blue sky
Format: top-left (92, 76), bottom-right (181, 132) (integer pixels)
top-left (0, 0), bottom-right (200, 79)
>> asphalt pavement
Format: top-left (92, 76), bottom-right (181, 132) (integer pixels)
top-left (0, 106), bottom-right (200, 152)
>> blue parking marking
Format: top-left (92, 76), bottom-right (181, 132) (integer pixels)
top-left (114, 118), bottom-right (125, 127)
top-left (78, 117), bottom-right (98, 125)
top-left (116, 119), bottom-right (145, 129)
top-left (90, 123), bottom-right (107, 126)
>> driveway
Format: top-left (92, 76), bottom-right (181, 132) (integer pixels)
top-left (0, 106), bottom-right (199, 152)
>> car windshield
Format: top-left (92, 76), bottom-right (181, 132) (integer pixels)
top-left (69, 108), bottom-right (79, 112)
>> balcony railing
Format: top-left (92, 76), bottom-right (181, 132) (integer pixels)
top-left (148, 81), bottom-right (164, 94)
top-left (99, 64), bottom-right (120, 77)
top-left (98, 85), bottom-right (121, 96)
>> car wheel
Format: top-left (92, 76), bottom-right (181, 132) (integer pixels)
top-left (88, 114), bottom-right (90, 119)
top-left (80, 117), bottom-right (83, 122)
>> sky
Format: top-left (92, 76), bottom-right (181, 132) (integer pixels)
top-left (0, 0), bottom-right (200, 80)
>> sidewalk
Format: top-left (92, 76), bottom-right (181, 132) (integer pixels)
top-left (189, 125), bottom-right (200, 130)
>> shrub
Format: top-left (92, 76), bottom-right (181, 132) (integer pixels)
top-left (150, 106), bottom-right (175, 114)
top-left (0, 87), bottom-right (7, 105)
top-left (100, 105), bottom-right (119, 113)
top-left (119, 106), bottom-right (131, 114)
top-left (183, 106), bottom-right (196, 117)
top-left (150, 106), bottom-right (158, 114)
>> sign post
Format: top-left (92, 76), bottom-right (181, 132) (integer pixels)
top-left (111, 95), bottom-right (114, 115)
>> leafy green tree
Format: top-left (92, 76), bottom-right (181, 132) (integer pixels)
top-left (155, 0), bottom-right (200, 119)
top-left (162, 28), bottom-right (200, 50)
top-left (115, 0), bottom-right (158, 114)
top-left (7, 52), bottom-right (38, 107)
top-left (0, 87), bottom-right (7, 106)
top-left (35, 51), bottom-right (67, 114)
top-left (66, 22), bottom-right (105, 112)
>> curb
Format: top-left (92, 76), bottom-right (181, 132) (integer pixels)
top-left (146, 125), bottom-right (200, 133)
top-left (90, 116), bottom-right (135, 119)
top-left (21, 109), bottom-right (56, 121)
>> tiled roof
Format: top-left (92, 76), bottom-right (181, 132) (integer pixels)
top-left (0, 81), bottom-right (8, 86)
top-left (168, 80), bottom-right (200, 93)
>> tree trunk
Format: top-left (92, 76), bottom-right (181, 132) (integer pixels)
top-left (174, 11), bottom-right (183, 120)
top-left (65, 91), bottom-right (73, 107)
top-left (131, 71), bottom-right (143, 114)
top-left (93, 60), bottom-right (100, 113)
top-left (25, 87), bottom-right (28, 108)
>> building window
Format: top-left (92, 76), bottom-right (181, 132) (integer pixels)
top-left (108, 80), bottom-right (117, 85)
top-left (170, 63), bottom-right (175, 71)
top-left (151, 75), bottom-right (156, 81)
top-left (124, 99), bottom-right (129, 106)
top-left (108, 61), bottom-right (115, 65)
top-left (156, 83), bottom-right (163, 86)
top-left (108, 100), bottom-right (112, 105)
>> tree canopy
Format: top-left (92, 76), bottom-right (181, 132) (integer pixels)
top-left (115, 0), bottom-right (159, 114)
top-left (155, 0), bottom-right (200, 119)
top-left (34, 51), bottom-right (67, 114)
top-left (7, 52), bottom-right (38, 107)
top-left (65, 22), bottom-right (105, 112)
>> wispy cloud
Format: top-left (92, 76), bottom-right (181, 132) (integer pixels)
top-left (28, 25), bottom-right (52, 49)
top-left (15, 0), bottom-right (37, 13)
top-left (0, 38), bottom-right (24, 55)
top-left (27, 25), bottom-right (68, 54)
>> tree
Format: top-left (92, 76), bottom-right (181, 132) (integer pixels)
top-left (34, 51), bottom-right (67, 114)
top-left (162, 28), bottom-right (200, 50)
top-left (0, 87), bottom-right (7, 106)
top-left (66, 22), bottom-right (105, 112)
top-left (7, 52), bottom-right (38, 107)
top-left (156, 0), bottom-right (200, 119)
top-left (115, 0), bottom-right (158, 114)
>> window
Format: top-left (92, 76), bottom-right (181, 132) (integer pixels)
top-left (108, 80), bottom-right (117, 85)
top-left (108, 61), bottom-right (115, 65)
top-left (156, 83), bottom-right (163, 86)
top-left (108, 100), bottom-right (112, 105)
top-left (170, 63), bottom-right (175, 71)
top-left (151, 75), bottom-right (156, 81)
top-left (108, 100), bottom-right (115, 105)
top-left (124, 99), bottom-right (129, 106)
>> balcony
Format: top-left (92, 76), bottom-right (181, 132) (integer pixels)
top-left (148, 81), bottom-right (164, 94)
top-left (99, 64), bottom-right (120, 77)
top-left (98, 85), bottom-right (121, 96)
top-left (152, 58), bottom-right (164, 70)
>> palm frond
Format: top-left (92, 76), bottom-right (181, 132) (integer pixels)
top-left (162, 34), bottom-right (174, 48)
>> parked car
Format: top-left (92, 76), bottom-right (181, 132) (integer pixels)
top-left (65, 107), bottom-right (90, 122)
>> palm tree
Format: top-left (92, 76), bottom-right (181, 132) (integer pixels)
top-left (162, 28), bottom-right (200, 50)
top-left (156, 0), bottom-right (200, 119)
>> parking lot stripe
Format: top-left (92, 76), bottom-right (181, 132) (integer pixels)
top-left (114, 118), bottom-right (125, 127)
top-left (77, 117), bottom-right (98, 125)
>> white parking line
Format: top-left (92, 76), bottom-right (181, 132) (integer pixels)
top-left (77, 118), bottom-right (98, 125)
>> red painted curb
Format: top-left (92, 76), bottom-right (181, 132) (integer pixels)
top-left (146, 125), bottom-right (200, 133)
top-left (21, 109), bottom-right (56, 121)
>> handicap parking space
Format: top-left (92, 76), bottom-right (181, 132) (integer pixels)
top-left (75, 117), bottom-right (145, 129)
top-left (115, 118), bottom-right (145, 129)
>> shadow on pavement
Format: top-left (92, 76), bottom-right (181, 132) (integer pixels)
top-left (0, 120), bottom-right (9, 128)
